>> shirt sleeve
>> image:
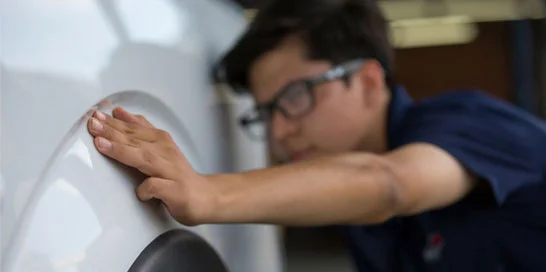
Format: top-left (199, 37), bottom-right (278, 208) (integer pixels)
top-left (394, 92), bottom-right (544, 206)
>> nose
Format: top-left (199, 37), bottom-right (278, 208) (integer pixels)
top-left (270, 110), bottom-right (298, 142)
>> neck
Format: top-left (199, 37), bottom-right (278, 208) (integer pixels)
top-left (358, 95), bottom-right (391, 154)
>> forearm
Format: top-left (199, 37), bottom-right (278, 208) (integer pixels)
top-left (206, 153), bottom-right (400, 226)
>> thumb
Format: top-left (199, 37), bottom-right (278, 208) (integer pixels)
top-left (136, 177), bottom-right (172, 201)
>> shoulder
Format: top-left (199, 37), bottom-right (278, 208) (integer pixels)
top-left (397, 89), bottom-right (546, 146)
top-left (410, 89), bottom-right (544, 125)
top-left (408, 89), bottom-right (525, 120)
top-left (391, 89), bottom-right (546, 205)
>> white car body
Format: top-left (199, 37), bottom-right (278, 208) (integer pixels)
top-left (0, 0), bottom-right (283, 271)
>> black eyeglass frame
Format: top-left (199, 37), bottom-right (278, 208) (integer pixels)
top-left (239, 59), bottom-right (366, 135)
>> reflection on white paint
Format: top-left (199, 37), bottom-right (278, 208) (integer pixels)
top-left (23, 178), bottom-right (102, 271)
top-left (117, 0), bottom-right (184, 46)
top-left (52, 252), bottom-right (86, 270)
top-left (2, 0), bottom-right (97, 13)
top-left (56, 179), bottom-right (82, 198)
top-left (65, 139), bottom-right (93, 169)
top-left (1, 0), bottom-right (118, 81)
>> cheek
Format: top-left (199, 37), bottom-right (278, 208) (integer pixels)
top-left (302, 90), bottom-right (368, 152)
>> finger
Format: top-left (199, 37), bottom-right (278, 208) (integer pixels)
top-left (93, 110), bottom-right (157, 142)
top-left (134, 114), bottom-right (155, 128)
top-left (94, 137), bottom-right (154, 175)
top-left (113, 107), bottom-right (155, 128)
top-left (88, 117), bottom-right (144, 147)
top-left (112, 106), bottom-right (140, 124)
top-left (136, 177), bottom-right (172, 201)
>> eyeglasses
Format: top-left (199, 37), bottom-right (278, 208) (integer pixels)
top-left (239, 59), bottom-right (366, 140)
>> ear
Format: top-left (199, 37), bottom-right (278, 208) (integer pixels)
top-left (354, 59), bottom-right (388, 108)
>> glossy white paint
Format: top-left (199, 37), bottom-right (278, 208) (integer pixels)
top-left (1, 0), bottom-right (283, 271)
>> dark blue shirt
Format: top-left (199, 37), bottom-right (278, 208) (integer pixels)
top-left (342, 86), bottom-right (546, 271)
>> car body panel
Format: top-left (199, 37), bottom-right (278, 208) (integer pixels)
top-left (1, 0), bottom-right (282, 271)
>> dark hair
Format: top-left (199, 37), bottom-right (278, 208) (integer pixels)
top-left (216, 0), bottom-right (395, 92)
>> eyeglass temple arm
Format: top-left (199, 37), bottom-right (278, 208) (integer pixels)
top-left (240, 117), bottom-right (260, 127)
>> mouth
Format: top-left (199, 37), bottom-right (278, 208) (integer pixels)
top-left (289, 149), bottom-right (314, 162)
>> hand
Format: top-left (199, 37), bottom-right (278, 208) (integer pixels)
top-left (87, 107), bottom-right (219, 225)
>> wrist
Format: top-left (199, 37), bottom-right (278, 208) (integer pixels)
top-left (202, 173), bottom-right (243, 224)
top-left (176, 173), bottom-right (226, 226)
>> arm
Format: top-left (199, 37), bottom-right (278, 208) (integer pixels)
top-left (209, 153), bottom-right (399, 225)
top-left (209, 143), bottom-right (475, 226)
top-left (88, 108), bottom-right (475, 226)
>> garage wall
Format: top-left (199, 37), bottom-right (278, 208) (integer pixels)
top-left (394, 22), bottom-right (512, 101)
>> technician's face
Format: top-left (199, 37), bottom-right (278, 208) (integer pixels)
top-left (247, 37), bottom-right (388, 163)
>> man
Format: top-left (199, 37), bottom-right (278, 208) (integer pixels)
top-left (86, 0), bottom-right (546, 270)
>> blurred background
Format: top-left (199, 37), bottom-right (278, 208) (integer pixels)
top-left (233, 0), bottom-right (546, 271)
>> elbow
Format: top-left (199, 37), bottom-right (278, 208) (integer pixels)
top-left (354, 156), bottom-right (406, 224)
top-left (372, 169), bottom-right (405, 224)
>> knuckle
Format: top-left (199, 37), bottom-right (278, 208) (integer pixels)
top-left (102, 126), bottom-right (114, 139)
top-left (111, 143), bottom-right (124, 156)
top-left (135, 149), bottom-right (155, 174)
top-left (157, 129), bottom-right (172, 140)
top-left (123, 122), bottom-right (139, 134)
top-left (141, 149), bottom-right (156, 165)
top-left (164, 145), bottom-right (179, 156)
top-left (127, 122), bottom-right (139, 130)
top-left (128, 137), bottom-right (141, 147)
top-left (123, 128), bottom-right (135, 135)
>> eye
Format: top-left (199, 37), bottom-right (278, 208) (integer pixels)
top-left (277, 81), bottom-right (313, 116)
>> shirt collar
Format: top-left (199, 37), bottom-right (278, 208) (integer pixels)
top-left (386, 85), bottom-right (413, 149)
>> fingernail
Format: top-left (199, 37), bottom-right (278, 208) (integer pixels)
top-left (95, 111), bottom-right (107, 121)
top-left (91, 119), bottom-right (103, 132)
top-left (98, 137), bottom-right (112, 150)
